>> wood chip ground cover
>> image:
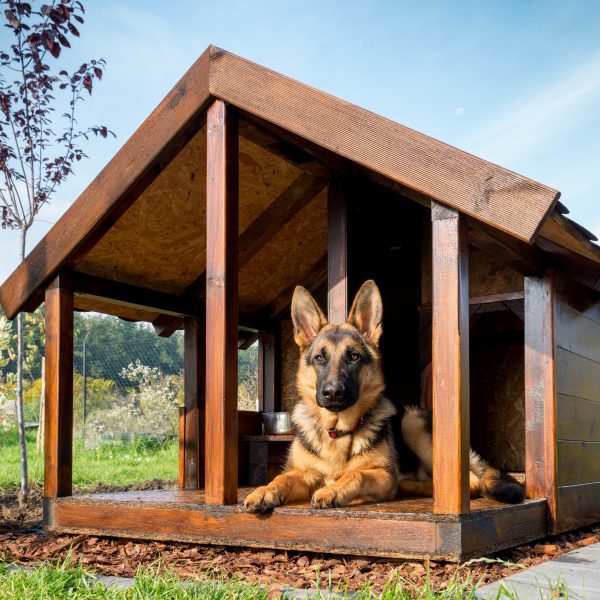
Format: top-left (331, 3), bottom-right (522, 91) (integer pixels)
top-left (1, 485), bottom-right (598, 594)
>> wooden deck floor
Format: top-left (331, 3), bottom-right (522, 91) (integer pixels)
top-left (45, 489), bottom-right (548, 561)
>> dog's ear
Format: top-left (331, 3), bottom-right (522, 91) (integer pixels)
top-left (291, 286), bottom-right (327, 349)
top-left (347, 280), bottom-right (383, 345)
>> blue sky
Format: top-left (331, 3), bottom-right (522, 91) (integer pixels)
top-left (1, 0), bottom-right (600, 282)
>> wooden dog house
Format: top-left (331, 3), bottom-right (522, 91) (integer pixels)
top-left (2, 46), bottom-right (600, 560)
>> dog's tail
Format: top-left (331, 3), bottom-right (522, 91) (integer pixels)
top-left (469, 451), bottom-right (525, 504)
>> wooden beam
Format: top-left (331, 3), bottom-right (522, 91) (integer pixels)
top-left (327, 177), bottom-right (348, 325)
top-left (182, 315), bottom-right (205, 489)
top-left (44, 276), bottom-right (74, 501)
top-left (71, 272), bottom-right (200, 317)
top-left (468, 225), bottom-right (544, 276)
top-left (258, 332), bottom-right (279, 412)
top-left (153, 172), bottom-right (326, 337)
top-left (0, 49), bottom-right (212, 320)
top-left (204, 99), bottom-right (239, 505)
top-left (524, 270), bottom-right (557, 531)
top-left (209, 47), bottom-right (559, 243)
top-left (431, 202), bottom-right (470, 514)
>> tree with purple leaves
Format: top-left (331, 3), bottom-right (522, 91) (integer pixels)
top-left (0, 0), bottom-right (113, 504)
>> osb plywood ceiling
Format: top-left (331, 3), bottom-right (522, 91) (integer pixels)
top-left (76, 127), bottom-right (303, 297)
top-left (239, 188), bottom-right (327, 314)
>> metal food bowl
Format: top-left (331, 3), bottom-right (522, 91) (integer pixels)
top-left (262, 412), bottom-right (293, 435)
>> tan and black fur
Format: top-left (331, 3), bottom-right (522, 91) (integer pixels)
top-left (244, 280), bottom-right (524, 513)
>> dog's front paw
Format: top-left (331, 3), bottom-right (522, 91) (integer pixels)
top-left (243, 486), bottom-right (282, 514)
top-left (311, 486), bottom-right (344, 509)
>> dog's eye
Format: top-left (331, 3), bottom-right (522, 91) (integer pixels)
top-left (350, 352), bottom-right (360, 362)
top-left (314, 354), bottom-right (325, 364)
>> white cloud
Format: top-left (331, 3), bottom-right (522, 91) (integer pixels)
top-left (466, 51), bottom-right (600, 165)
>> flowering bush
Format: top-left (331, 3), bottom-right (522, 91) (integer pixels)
top-left (86, 361), bottom-right (182, 447)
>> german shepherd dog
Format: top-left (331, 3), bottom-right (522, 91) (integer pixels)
top-left (244, 280), bottom-right (525, 513)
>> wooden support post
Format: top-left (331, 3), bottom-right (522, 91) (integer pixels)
top-left (182, 315), bottom-right (205, 489)
top-left (205, 99), bottom-right (239, 505)
top-left (44, 276), bottom-right (74, 501)
top-left (431, 202), bottom-right (470, 514)
top-left (258, 332), bottom-right (279, 413)
top-left (524, 270), bottom-right (557, 528)
top-left (328, 177), bottom-right (348, 325)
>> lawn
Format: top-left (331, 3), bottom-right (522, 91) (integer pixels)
top-left (0, 559), bottom-right (496, 599)
top-left (0, 428), bottom-right (178, 491)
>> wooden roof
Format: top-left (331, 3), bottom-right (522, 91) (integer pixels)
top-left (1, 45), bottom-right (598, 320)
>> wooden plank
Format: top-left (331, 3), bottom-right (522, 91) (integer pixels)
top-left (557, 440), bottom-right (600, 486)
top-left (524, 271), bottom-right (557, 529)
top-left (556, 483), bottom-right (600, 532)
top-left (419, 291), bottom-right (524, 312)
top-left (153, 172), bottom-right (326, 337)
top-left (258, 332), bottom-right (278, 412)
top-left (540, 212), bottom-right (600, 265)
top-left (556, 348), bottom-right (600, 402)
top-left (556, 302), bottom-right (600, 365)
top-left (178, 407), bottom-right (185, 489)
top-left (209, 47), bottom-right (559, 243)
top-left (183, 315), bottom-right (205, 489)
top-left (327, 177), bottom-right (348, 325)
top-left (557, 394), bottom-right (600, 442)
top-left (0, 49), bottom-right (212, 319)
top-left (50, 498), bottom-right (441, 558)
top-left (72, 271), bottom-right (199, 317)
top-left (468, 225), bottom-right (543, 276)
top-left (44, 277), bottom-right (74, 499)
top-left (205, 99), bottom-right (239, 505)
top-left (459, 501), bottom-right (547, 560)
top-left (47, 493), bottom-right (547, 561)
top-left (431, 202), bottom-right (470, 514)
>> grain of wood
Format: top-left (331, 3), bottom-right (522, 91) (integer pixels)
top-left (431, 202), bottom-right (470, 514)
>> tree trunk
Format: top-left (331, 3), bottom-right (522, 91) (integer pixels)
top-left (15, 226), bottom-right (29, 506)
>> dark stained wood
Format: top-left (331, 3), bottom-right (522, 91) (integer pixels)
top-left (178, 407), bottom-right (185, 489)
top-left (153, 172), bottom-right (326, 337)
top-left (557, 395), bottom-right (600, 442)
top-left (204, 99), bottom-right (239, 505)
top-left (209, 47), bottom-right (559, 243)
top-left (44, 277), bottom-right (74, 499)
top-left (556, 483), bottom-right (600, 532)
top-left (431, 202), bottom-right (470, 514)
top-left (47, 490), bottom-right (547, 561)
top-left (241, 435), bottom-right (295, 442)
top-left (524, 271), bottom-right (558, 530)
top-left (557, 441), bottom-right (600, 486)
top-left (183, 315), bottom-right (205, 489)
top-left (468, 225), bottom-right (543, 276)
top-left (419, 291), bottom-right (524, 312)
top-left (327, 177), bottom-right (348, 325)
top-left (258, 332), bottom-right (278, 412)
top-left (460, 500), bottom-right (548, 558)
top-left (72, 271), bottom-right (199, 317)
top-left (540, 212), bottom-right (600, 265)
top-left (556, 302), bottom-right (600, 365)
top-left (0, 49), bottom-right (212, 319)
top-left (555, 348), bottom-right (600, 402)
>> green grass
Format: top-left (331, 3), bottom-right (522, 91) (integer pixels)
top-left (0, 560), bottom-right (269, 599)
top-left (0, 428), bottom-right (178, 491)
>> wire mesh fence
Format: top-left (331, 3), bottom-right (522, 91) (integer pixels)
top-left (2, 311), bottom-right (259, 447)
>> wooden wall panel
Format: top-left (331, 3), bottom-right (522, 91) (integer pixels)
top-left (555, 349), bottom-right (600, 403)
top-left (557, 395), bottom-right (600, 442)
top-left (554, 286), bottom-right (600, 532)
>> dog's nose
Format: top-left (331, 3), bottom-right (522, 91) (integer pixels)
top-left (322, 382), bottom-right (345, 401)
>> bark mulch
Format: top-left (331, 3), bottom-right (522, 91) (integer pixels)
top-left (2, 484), bottom-right (599, 593)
